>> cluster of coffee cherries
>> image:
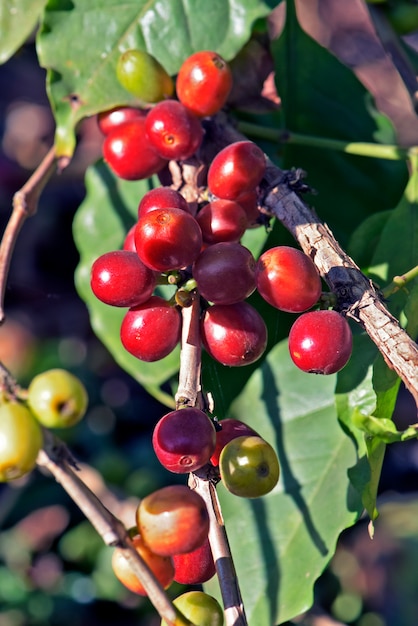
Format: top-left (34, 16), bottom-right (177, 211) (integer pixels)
top-left (111, 415), bottom-right (279, 618)
top-left (111, 483), bottom-right (223, 619)
top-left (99, 49), bottom-right (233, 181)
top-left (93, 47), bottom-right (353, 375)
top-left (91, 145), bottom-right (353, 374)
top-left (0, 369), bottom-right (88, 482)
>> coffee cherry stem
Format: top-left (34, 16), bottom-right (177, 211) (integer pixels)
top-left (175, 292), bottom-right (203, 410)
top-left (0, 145), bottom-right (57, 324)
top-left (189, 473), bottom-right (248, 626)
top-left (36, 429), bottom-right (190, 626)
top-left (381, 262), bottom-right (418, 299)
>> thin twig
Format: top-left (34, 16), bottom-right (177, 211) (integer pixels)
top-left (175, 293), bottom-right (203, 409)
top-left (36, 430), bottom-right (187, 626)
top-left (0, 146), bottom-right (57, 323)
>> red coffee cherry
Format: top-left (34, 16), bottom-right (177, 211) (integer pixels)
top-left (207, 140), bottom-right (266, 201)
top-left (193, 242), bottom-right (256, 305)
top-left (138, 186), bottom-right (190, 218)
top-left (122, 225), bottom-right (137, 252)
top-left (102, 117), bottom-right (167, 181)
top-left (173, 537), bottom-right (216, 585)
top-left (176, 50), bottom-right (233, 117)
top-left (145, 100), bottom-right (203, 160)
top-left (201, 301), bottom-right (267, 366)
top-left (256, 246), bottom-right (322, 313)
top-left (152, 407), bottom-right (216, 473)
top-left (97, 106), bottom-right (146, 135)
top-left (288, 309), bottom-right (353, 374)
top-left (134, 207), bottom-right (202, 272)
top-left (120, 296), bottom-right (181, 362)
top-left (196, 199), bottom-right (248, 244)
top-left (91, 250), bottom-right (156, 307)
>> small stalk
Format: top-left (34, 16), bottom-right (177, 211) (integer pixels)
top-left (237, 121), bottom-right (410, 161)
top-left (382, 264), bottom-right (418, 298)
top-left (0, 146), bottom-right (57, 323)
top-left (175, 293), bottom-right (203, 409)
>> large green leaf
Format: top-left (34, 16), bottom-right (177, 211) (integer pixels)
top-left (270, 1), bottom-right (408, 246)
top-left (36, 0), bottom-right (274, 156)
top-left (0, 0), bottom-right (46, 63)
top-left (205, 339), bottom-right (362, 625)
top-left (366, 163), bottom-right (418, 319)
top-left (73, 161), bottom-right (179, 408)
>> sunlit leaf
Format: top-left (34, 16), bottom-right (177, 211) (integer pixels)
top-left (205, 339), bottom-right (362, 625)
top-left (0, 0), bottom-right (46, 63)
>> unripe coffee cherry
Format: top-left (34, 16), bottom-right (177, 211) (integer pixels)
top-left (219, 435), bottom-right (280, 498)
top-left (0, 402), bottom-right (43, 481)
top-left (116, 49), bottom-right (174, 102)
top-left (28, 369), bottom-right (88, 428)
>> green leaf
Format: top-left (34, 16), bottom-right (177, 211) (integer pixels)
top-left (36, 0), bottom-right (274, 156)
top-left (270, 1), bottom-right (408, 246)
top-left (352, 411), bottom-right (418, 443)
top-left (367, 164), bottom-right (418, 318)
top-left (336, 334), bottom-right (401, 521)
top-left (0, 0), bottom-right (46, 64)
top-left (204, 339), bottom-right (362, 626)
top-left (73, 161), bottom-right (178, 408)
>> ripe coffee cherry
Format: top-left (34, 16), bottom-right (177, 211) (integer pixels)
top-left (210, 418), bottom-right (258, 467)
top-left (288, 309), bottom-right (353, 374)
top-left (196, 199), bottom-right (248, 244)
top-left (97, 106), bottom-right (145, 135)
top-left (0, 402), bottom-right (43, 481)
top-left (176, 50), bottom-right (233, 117)
top-left (152, 407), bottom-right (216, 473)
top-left (138, 187), bottom-right (190, 218)
top-left (120, 296), bottom-right (181, 362)
top-left (145, 100), bottom-right (203, 160)
top-left (116, 49), bottom-right (174, 102)
top-left (219, 435), bottom-right (280, 498)
top-left (103, 117), bottom-right (167, 181)
top-left (193, 242), bottom-right (256, 304)
top-left (91, 250), bottom-right (156, 307)
top-left (256, 246), bottom-right (322, 313)
top-left (161, 591), bottom-right (224, 626)
top-left (28, 369), bottom-right (88, 429)
top-left (207, 140), bottom-right (266, 201)
top-left (122, 225), bottom-right (137, 252)
top-left (173, 537), bottom-right (216, 585)
top-left (201, 301), bottom-right (267, 366)
top-left (236, 189), bottom-right (260, 226)
top-left (112, 530), bottom-right (174, 596)
top-left (134, 208), bottom-right (202, 272)
top-left (136, 485), bottom-right (209, 556)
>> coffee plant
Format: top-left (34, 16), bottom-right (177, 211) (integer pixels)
top-left (1, 1), bottom-right (418, 625)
